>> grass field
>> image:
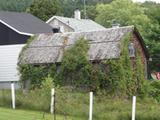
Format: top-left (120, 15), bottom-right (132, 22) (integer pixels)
top-left (2, 88), bottom-right (160, 120)
top-left (1, 97), bottom-right (160, 120)
top-left (0, 107), bottom-right (82, 120)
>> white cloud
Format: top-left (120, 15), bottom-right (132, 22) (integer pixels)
top-left (132, 0), bottom-right (160, 3)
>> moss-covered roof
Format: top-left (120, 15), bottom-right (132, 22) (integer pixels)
top-left (19, 26), bottom-right (148, 64)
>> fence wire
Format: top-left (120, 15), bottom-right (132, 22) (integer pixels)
top-left (1, 88), bottom-right (160, 120)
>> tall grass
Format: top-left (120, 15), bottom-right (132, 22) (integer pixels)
top-left (0, 89), bottom-right (11, 108)
top-left (1, 88), bottom-right (160, 120)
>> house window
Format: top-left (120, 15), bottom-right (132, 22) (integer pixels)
top-left (128, 42), bottom-right (136, 57)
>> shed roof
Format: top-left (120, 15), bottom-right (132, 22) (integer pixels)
top-left (46, 16), bottom-right (106, 32)
top-left (19, 26), bottom-right (148, 64)
top-left (0, 11), bottom-right (53, 36)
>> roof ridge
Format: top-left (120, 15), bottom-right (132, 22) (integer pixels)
top-left (59, 25), bottom-right (134, 35)
top-left (46, 15), bottom-right (93, 24)
top-left (51, 15), bottom-right (92, 21)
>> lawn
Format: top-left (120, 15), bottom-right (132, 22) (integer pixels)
top-left (0, 107), bottom-right (81, 120)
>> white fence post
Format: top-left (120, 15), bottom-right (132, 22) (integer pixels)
top-left (11, 83), bottom-right (16, 109)
top-left (89, 92), bottom-right (93, 120)
top-left (132, 96), bottom-right (136, 120)
top-left (50, 88), bottom-right (55, 114)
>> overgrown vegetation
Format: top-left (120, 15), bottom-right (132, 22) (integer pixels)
top-left (57, 38), bottom-right (91, 88)
top-left (0, 0), bottom-right (33, 12)
top-left (26, 0), bottom-right (62, 21)
top-left (19, 35), bottom-right (146, 97)
top-left (1, 0), bottom-right (159, 71)
top-left (1, 86), bottom-right (160, 120)
top-left (18, 64), bottom-right (56, 89)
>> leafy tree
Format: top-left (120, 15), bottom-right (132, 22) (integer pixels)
top-left (142, 1), bottom-right (160, 24)
top-left (0, 0), bottom-right (33, 12)
top-left (81, 5), bottom-right (98, 20)
top-left (95, 0), bottom-right (151, 33)
top-left (27, 0), bottom-right (62, 21)
top-left (95, 0), bottom-right (160, 71)
top-left (142, 2), bottom-right (160, 71)
top-left (59, 0), bottom-right (113, 18)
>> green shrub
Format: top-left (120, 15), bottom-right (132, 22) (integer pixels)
top-left (18, 64), bottom-right (56, 89)
top-left (57, 38), bottom-right (91, 88)
top-left (148, 81), bottom-right (160, 102)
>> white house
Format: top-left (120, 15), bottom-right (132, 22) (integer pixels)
top-left (0, 45), bottom-right (24, 88)
top-left (46, 10), bottom-right (106, 33)
top-left (0, 11), bottom-right (53, 88)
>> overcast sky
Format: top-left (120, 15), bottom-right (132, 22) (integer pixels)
top-left (132, 0), bottom-right (160, 3)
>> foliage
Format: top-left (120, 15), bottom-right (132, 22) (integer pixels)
top-left (57, 38), bottom-right (108, 91)
top-left (101, 34), bottom-right (146, 96)
top-left (81, 5), bottom-right (98, 20)
top-left (0, 0), bottom-right (33, 12)
top-left (57, 38), bottom-right (91, 88)
top-left (59, 0), bottom-right (113, 18)
top-left (2, 88), bottom-right (160, 120)
top-left (142, 2), bottom-right (160, 71)
top-left (95, 0), bottom-right (151, 32)
top-left (19, 34), bottom-right (146, 97)
top-left (120, 34), bottom-right (135, 96)
top-left (1, 0), bottom-right (159, 71)
top-left (26, 0), bottom-right (62, 21)
top-left (95, 0), bottom-right (160, 71)
top-left (148, 81), bottom-right (160, 102)
top-left (41, 75), bottom-right (55, 98)
top-left (103, 59), bottom-right (125, 95)
top-left (18, 64), bottom-right (56, 89)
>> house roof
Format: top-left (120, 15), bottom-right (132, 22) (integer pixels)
top-left (19, 26), bottom-right (149, 64)
top-left (0, 11), bottom-right (53, 36)
top-left (46, 16), bottom-right (106, 32)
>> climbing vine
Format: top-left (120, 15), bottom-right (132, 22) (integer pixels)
top-left (104, 33), bottom-right (145, 96)
top-left (18, 35), bottom-right (146, 96)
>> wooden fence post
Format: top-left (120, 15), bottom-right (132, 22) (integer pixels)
top-left (50, 88), bottom-right (55, 114)
top-left (89, 92), bottom-right (93, 120)
top-left (11, 82), bottom-right (16, 109)
top-left (132, 96), bottom-right (136, 120)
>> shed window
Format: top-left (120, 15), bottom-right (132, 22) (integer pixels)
top-left (128, 42), bottom-right (135, 57)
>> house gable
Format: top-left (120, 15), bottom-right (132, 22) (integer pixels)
top-left (48, 17), bottom-right (74, 32)
top-left (46, 16), bottom-right (106, 32)
top-left (0, 11), bottom-right (53, 36)
top-left (130, 31), bottom-right (148, 78)
top-left (0, 22), bottom-right (30, 45)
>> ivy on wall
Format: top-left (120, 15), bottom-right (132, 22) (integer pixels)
top-left (104, 33), bottom-right (145, 96)
top-left (18, 35), bottom-right (145, 96)
top-left (18, 64), bottom-right (56, 89)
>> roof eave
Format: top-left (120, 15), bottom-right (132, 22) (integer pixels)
top-left (46, 16), bottom-right (75, 31)
top-left (0, 19), bottom-right (34, 36)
